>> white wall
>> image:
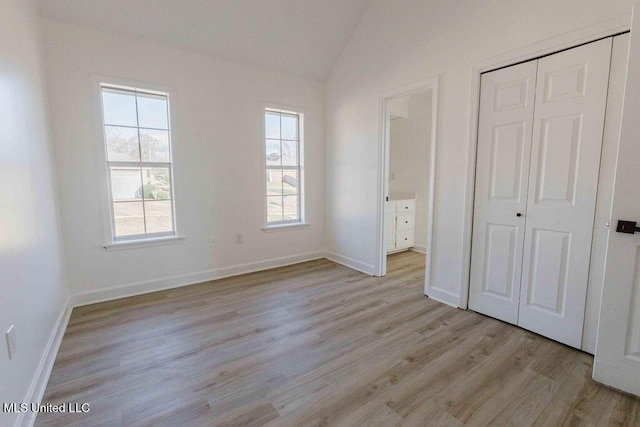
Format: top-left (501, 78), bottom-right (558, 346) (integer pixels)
top-left (41, 19), bottom-right (326, 297)
top-left (389, 91), bottom-right (432, 250)
top-left (0, 1), bottom-right (69, 425)
top-left (325, 0), bottom-right (634, 305)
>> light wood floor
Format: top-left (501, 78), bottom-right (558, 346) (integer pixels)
top-left (37, 251), bottom-right (640, 426)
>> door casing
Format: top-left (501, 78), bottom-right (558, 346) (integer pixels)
top-left (375, 77), bottom-right (439, 287)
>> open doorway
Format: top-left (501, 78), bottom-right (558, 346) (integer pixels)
top-left (376, 77), bottom-right (438, 283)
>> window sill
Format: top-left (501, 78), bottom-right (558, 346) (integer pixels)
top-left (262, 223), bottom-right (310, 233)
top-left (103, 235), bottom-right (186, 251)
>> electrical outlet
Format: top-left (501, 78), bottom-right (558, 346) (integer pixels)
top-left (208, 237), bottom-right (217, 247)
top-left (235, 234), bottom-right (243, 244)
top-left (6, 325), bottom-right (16, 360)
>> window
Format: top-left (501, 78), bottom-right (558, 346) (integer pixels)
top-left (265, 108), bottom-right (304, 226)
top-left (100, 85), bottom-right (176, 241)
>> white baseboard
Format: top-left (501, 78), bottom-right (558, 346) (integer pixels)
top-left (425, 286), bottom-right (460, 308)
top-left (17, 298), bottom-right (73, 427)
top-left (70, 251), bottom-right (325, 307)
top-left (324, 251), bottom-right (375, 276)
top-left (411, 245), bottom-right (427, 254)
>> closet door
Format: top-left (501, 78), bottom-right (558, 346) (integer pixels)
top-left (468, 61), bottom-right (537, 324)
top-left (517, 39), bottom-right (612, 348)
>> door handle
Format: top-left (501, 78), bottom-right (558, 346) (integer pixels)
top-left (616, 220), bottom-right (640, 234)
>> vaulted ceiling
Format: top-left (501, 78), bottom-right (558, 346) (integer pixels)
top-left (36, 0), bottom-right (372, 82)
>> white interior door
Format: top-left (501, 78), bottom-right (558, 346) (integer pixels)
top-left (517, 38), bottom-right (612, 348)
top-left (468, 61), bottom-right (537, 324)
top-left (593, 4), bottom-right (640, 396)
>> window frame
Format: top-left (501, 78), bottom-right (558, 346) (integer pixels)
top-left (94, 76), bottom-right (182, 247)
top-left (262, 105), bottom-right (306, 229)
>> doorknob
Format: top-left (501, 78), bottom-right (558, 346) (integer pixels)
top-left (616, 220), bottom-right (640, 234)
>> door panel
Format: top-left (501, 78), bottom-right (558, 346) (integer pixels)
top-left (535, 114), bottom-right (582, 203)
top-left (525, 228), bottom-right (571, 314)
top-left (593, 4), bottom-right (640, 396)
top-left (489, 123), bottom-right (526, 200)
top-left (542, 63), bottom-right (587, 103)
top-left (482, 224), bottom-right (518, 299)
top-left (469, 61), bottom-right (537, 324)
top-left (518, 38), bottom-right (612, 348)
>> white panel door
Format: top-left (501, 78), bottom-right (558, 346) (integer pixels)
top-left (593, 3), bottom-right (640, 397)
top-left (518, 38), bottom-right (612, 348)
top-left (469, 61), bottom-right (537, 324)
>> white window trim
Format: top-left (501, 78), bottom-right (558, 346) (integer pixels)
top-left (262, 103), bottom-right (308, 230)
top-left (92, 75), bottom-right (184, 249)
top-left (262, 223), bottom-right (310, 232)
top-left (103, 235), bottom-right (186, 251)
